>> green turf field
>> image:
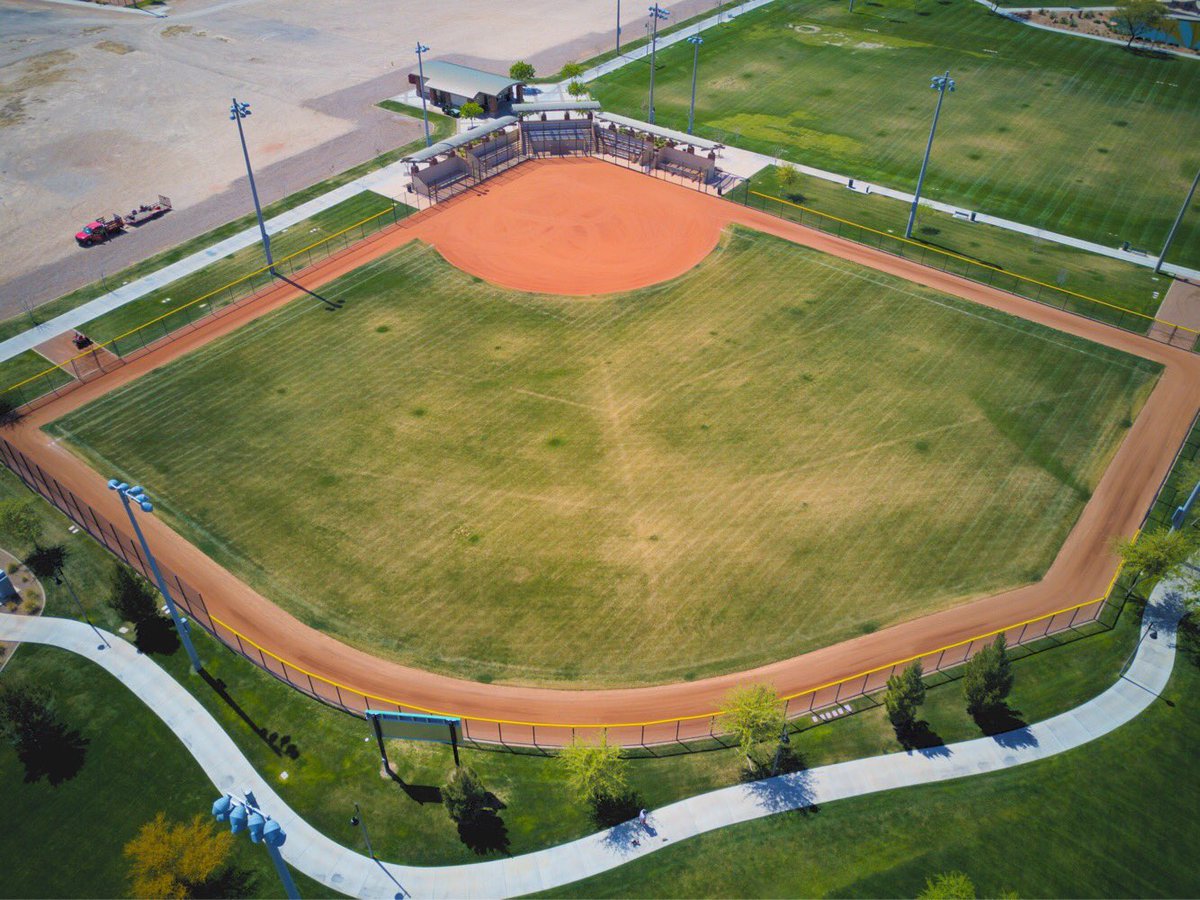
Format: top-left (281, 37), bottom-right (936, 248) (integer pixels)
top-left (592, 0), bottom-right (1200, 268)
top-left (47, 229), bottom-right (1159, 686)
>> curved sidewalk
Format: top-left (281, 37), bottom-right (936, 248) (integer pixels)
top-left (0, 581), bottom-right (1183, 899)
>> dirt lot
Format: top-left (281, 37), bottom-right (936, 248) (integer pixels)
top-left (0, 0), bottom-right (709, 315)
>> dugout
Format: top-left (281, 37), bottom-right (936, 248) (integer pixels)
top-left (405, 116), bottom-right (519, 197)
top-left (596, 112), bottom-right (722, 184)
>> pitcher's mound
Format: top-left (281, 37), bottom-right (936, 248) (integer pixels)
top-left (415, 158), bottom-right (730, 296)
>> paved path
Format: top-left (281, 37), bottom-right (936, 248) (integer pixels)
top-left (0, 579), bottom-right (1183, 899)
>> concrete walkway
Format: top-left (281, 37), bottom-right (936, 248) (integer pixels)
top-left (0, 580), bottom-right (1184, 899)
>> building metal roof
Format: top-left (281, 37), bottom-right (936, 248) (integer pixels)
top-left (419, 61), bottom-right (522, 99)
top-left (404, 116), bottom-right (518, 163)
top-left (510, 100), bottom-right (602, 114)
top-left (595, 112), bottom-right (722, 151)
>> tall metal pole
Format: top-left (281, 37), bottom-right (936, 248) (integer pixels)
top-left (55, 573), bottom-right (110, 650)
top-left (351, 803), bottom-right (377, 859)
top-left (905, 71), bottom-right (955, 240)
top-left (415, 43), bottom-right (432, 148)
top-left (1156, 164), bottom-right (1200, 274)
top-left (110, 482), bottom-right (202, 672)
top-left (687, 35), bottom-right (703, 135)
top-left (230, 99), bottom-right (274, 274)
top-left (648, 6), bottom-right (669, 124)
top-left (216, 791), bottom-right (300, 900)
top-left (616, 0), bottom-right (622, 53)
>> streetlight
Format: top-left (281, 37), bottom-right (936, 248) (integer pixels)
top-left (1155, 164), bottom-right (1199, 275)
top-left (213, 791), bottom-right (299, 899)
top-left (905, 71), bottom-right (955, 240)
top-left (647, 4), bottom-right (670, 124)
top-left (229, 99), bottom-right (274, 275)
top-left (349, 802), bottom-right (376, 860)
top-left (107, 479), bottom-right (202, 672)
top-left (415, 43), bottom-right (432, 148)
top-left (616, 0), bottom-right (623, 53)
top-left (686, 34), bottom-right (704, 134)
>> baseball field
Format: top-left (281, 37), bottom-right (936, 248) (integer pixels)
top-left (45, 174), bottom-right (1159, 687)
top-left (591, 0), bottom-right (1200, 267)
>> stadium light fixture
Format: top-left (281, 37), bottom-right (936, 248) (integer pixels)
top-left (213, 791), bottom-right (299, 899)
top-left (647, 4), bottom-right (670, 124)
top-left (229, 99), bottom-right (275, 275)
top-left (686, 34), bottom-right (704, 135)
top-left (905, 71), bottom-right (956, 240)
top-left (107, 479), bottom-right (202, 672)
top-left (415, 42), bottom-right (432, 148)
top-left (1156, 164), bottom-right (1199, 275)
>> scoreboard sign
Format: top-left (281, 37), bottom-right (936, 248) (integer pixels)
top-left (366, 711), bottom-right (462, 767)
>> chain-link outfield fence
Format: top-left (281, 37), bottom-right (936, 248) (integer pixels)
top-left (729, 185), bottom-right (1200, 353)
top-left (2, 407), bottom-right (1195, 752)
top-left (1, 202), bottom-right (414, 412)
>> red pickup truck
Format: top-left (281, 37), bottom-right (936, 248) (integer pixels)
top-left (75, 195), bottom-right (172, 246)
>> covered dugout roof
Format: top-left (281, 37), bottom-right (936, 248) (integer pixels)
top-left (596, 112), bottom-right (722, 151)
top-left (419, 61), bottom-right (521, 99)
top-left (511, 100), bottom-right (602, 114)
top-left (404, 116), bottom-right (518, 163)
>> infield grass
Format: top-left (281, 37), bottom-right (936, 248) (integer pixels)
top-left (591, 0), bottom-right (1200, 268)
top-left (48, 229), bottom-right (1159, 685)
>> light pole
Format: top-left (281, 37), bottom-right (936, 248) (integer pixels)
top-left (415, 42), bottom-right (432, 148)
top-left (107, 480), bottom-right (202, 672)
top-left (686, 34), bottom-right (704, 134)
top-left (616, 0), bottom-right (622, 53)
top-left (1155, 164), bottom-right (1199, 274)
top-left (349, 802), bottom-right (376, 860)
top-left (213, 791), bottom-right (299, 899)
top-left (229, 99), bottom-right (274, 275)
top-left (647, 4), bottom-right (670, 124)
top-left (905, 71), bottom-right (955, 240)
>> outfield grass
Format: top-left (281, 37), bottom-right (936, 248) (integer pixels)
top-left (46, 228), bottom-right (1158, 685)
top-left (744, 165), bottom-right (1172, 319)
top-left (591, 0), bottom-right (1200, 268)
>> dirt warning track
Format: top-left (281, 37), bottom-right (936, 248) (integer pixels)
top-left (9, 159), bottom-right (1200, 744)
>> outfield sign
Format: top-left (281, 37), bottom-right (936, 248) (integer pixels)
top-left (367, 710), bottom-right (461, 744)
top-left (366, 711), bottom-right (462, 768)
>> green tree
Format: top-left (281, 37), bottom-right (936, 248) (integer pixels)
top-left (508, 60), bottom-right (536, 81)
top-left (558, 731), bottom-right (627, 804)
top-left (0, 497), bottom-right (42, 550)
top-left (918, 870), bottom-right (976, 899)
top-left (567, 81), bottom-right (590, 100)
top-left (460, 100), bottom-right (485, 123)
top-left (560, 61), bottom-right (585, 80)
top-left (108, 565), bottom-right (159, 625)
top-left (720, 683), bottom-right (785, 767)
top-left (962, 634), bottom-right (1014, 717)
top-left (777, 165), bottom-right (799, 188)
top-left (884, 660), bottom-right (926, 732)
top-left (1111, 0), bottom-right (1168, 47)
top-left (443, 766), bottom-right (491, 824)
top-left (1115, 528), bottom-right (1195, 584)
top-left (124, 812), bottom-right (234, 899)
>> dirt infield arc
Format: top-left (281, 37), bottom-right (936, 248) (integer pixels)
top-left (9, 159), bottom-right (1200, 743)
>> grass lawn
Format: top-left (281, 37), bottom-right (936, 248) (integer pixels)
top-left (591, 0), bottom-right (1200, 269)
top-left (549, 613), bottom-right (1200, 899)
top-left (743, 165), bottom-right (1173, 320)
top-left (0, 349), bottom-right (73, 402)
top-left (46, 228), bottom-right (1159, 686)
top-left (0, 643), bottom-right (324, 899)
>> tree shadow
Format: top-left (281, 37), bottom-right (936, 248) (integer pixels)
top-left (1128, 46), bottom-right (1177, 60)
top-left (455, 810), bottom-right (510, 855)
top-left (591, 790), bottom-right (643, 830)
top-left (744, 765), bottom-right (820, 816)
top-left (1176, 613), bottom-right (1200, 669)
top-left (24, 545), bottom-right (66, 579)
top-left (896, 720), bottom-right (951, 757)
top-left (134, 615), bottom-right (180, 656)
top-left (191, 865), bottom-right (258, 899)
top-left (18, 722), bottom-right (89, 786)
top-left (973, 703), bottom-right (1037, 749)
